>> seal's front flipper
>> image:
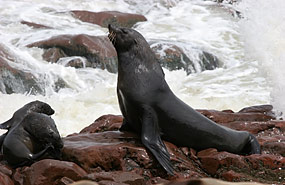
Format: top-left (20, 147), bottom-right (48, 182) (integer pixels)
top-left (141, 105), bottom-right (174, 175)
top-left (30, 144), bottom-right (54, 161)
top-left (10, 145), bottom-right (51, 168)
top-left (0, 118), bottom-right (14, 129)
top-left (119, 119), bottom-right (133, 132)
top-left (0, 133), bottom-right (7, 149)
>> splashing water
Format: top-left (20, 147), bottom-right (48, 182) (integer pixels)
top-left (238, 0), bottom-right (285, 117)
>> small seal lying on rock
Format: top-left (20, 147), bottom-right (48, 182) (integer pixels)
top-left (0, 100), bottom-right (54, 147)
top-left (108, 24), bottom-right (261, 175)
top-left (0, 101), bottom-right (63, 167)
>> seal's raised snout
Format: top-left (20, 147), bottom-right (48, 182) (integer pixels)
top-left (108, 24), bottom-right (117, 44)
top-left (108, 24), bottom-right (114, 32)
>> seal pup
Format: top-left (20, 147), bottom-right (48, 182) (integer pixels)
top-left (108, 24), bottom-right (261, 175)
top-left (1, 112), bottom-right (63, 167)
top-left (0, 100), bottom-right (54, 130)
top-left (0, 100), bottom-right (55, 148)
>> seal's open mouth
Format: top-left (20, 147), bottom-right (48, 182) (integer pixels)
top-left (108, 24), bottom-right (116, 44)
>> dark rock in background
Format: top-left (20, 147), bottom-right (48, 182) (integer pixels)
top-left (150, 41), bottom-right (220, 75)
top-left (71, 10), bottom-right (147, 28)
top-left (28, 34), bottom-right (118, 73)
top-left (0, 44), bottom-right (45, 95)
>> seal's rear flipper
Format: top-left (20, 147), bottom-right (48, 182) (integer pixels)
top-left (241, 133), bottom-right (261, 155)
top-left (248, 133), bottom-right (261, 154)
top-left (141, 105), bottom-right (175, 175)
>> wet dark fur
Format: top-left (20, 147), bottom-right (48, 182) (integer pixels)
top-left (0, 101), bottom-right (62, 167)
top-left (108, 24), bottom-right (261, 175)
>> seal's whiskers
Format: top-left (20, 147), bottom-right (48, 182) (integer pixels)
top-left (108, 31), bottom-right (116, 45)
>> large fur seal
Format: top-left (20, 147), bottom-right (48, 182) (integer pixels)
top-left (108, 24), bottom-right (261, 175)
top-left (0, 101), bottom-right (63, 167)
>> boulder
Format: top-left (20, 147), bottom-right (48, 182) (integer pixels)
top-left (86, 171), bottom-right (145, 185)
top-left (238, 104), bottom-right (274, 114)
top-left (63, 130), bottom-right (207, 179)
top-left (0, 172), bottom-right (13, 185)
top-left (28, 34), bottom-right (118, 73)
top-left (21, 21), bottom-right (51, 29)
top-left (42, 48), bottom-right (68, 63)
top-left (80, 114), bottom-right (123, 134)
top-left (62, 131), bottom-right (153, 173)
top-left (12, 159), bottom-right (87, 185)
top-left (71, 10), bottom-right (147, 28)
top-left (196, 108), bottom-right (275, 124)
top-left (0, 44), bottom-right (45, 94)
top-left (197, 150), bottom-right (284, 183)
top-left (150, 42), bottom-right (220, 75)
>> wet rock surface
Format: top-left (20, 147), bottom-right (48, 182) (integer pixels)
top-left (0, 105), bottom-right (284, 184)
top-left (150, 41), bottom-right (220, 75)
top-left (28, 34), bottom-right (118, 73)
top-left (20, 21), bottom-right (51, 29)
top-left (0, 44), bottom-right (45, 95)
top-left (12, 159), bottom-right (87, 185)
top-left (71, 10), bottom-right (147, 28)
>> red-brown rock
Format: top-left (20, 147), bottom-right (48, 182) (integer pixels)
top-left (42, 48), bottom-right (68, 63)
top-left (197, 149), bottom-right (248, 176)
top-left (12, 159), bottom-right (87, 185)
top-left (86, 171), bottom-right (145, 185)
top-left (0, 43), bottom-right (44, 94)
top-left (21, 21), bottom-right (51, 29)
top-left (0, 172), bottom-right (14, 185)
top-left (0, 163), bottom-right (13, 177)
top-left (62, 131), bottom-right (154, 173)
top-left (3, 104), bottom-right (284, 185)
top-left (197, 108), bottom-right (275, 124)
top-left (238, 104), bottom-right (273, 114)
top-left (197, 149), bottom-right (284, 184)
top-left (71, 10), bottom-right (147, 28)
top-left (62, 130), bottom-right (207, 180)
top-left (150, 42), bottom-right (220, 75)
top-left (28, 34), bottom-right (118, 72)
top-left (80, 115), bottom-right (123, 134)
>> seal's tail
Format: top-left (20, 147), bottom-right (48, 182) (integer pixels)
top-left (242, 133), bottom-right (261, 155)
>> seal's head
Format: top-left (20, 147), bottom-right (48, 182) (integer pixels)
top-left (26, 100), bottom-right (55, 116)
top-left (108, 24), bottom-right (148, 53)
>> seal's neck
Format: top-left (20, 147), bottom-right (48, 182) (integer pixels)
top-left (117, 47), bottom-right (165, 86)
top-left (117, 44), bottom-right (156, 69)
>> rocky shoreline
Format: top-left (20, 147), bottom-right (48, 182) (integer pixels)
top-left (0, 105), bottom-right (284, 185)
top-left (0, 4), bottom-right (284, 185)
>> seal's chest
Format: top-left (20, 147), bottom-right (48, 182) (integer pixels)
top-left (135, 64), bottom-right (149, 74)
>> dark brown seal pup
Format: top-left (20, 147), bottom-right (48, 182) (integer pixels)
top-left (0, 100), bottom-right (54, 130)
top-left (0, 100), bottom-right (55, 148)
top-left (0, 101), bottom-right (62, 167)
top-left (108, 24), bottom-right (260, 175)
top-left (1, 112), bottom-right (63, 167)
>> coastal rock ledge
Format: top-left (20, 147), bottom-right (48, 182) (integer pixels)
top-left (0, 105), bottom-right (284, 185)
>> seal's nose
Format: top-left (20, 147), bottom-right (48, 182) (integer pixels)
top-left (108, 24), bottom-right (114, 32)
top-left (108, 24), bottom-right (119, 33)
